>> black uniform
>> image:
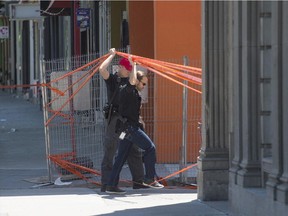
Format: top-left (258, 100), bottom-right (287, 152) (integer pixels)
top-left (100, 73), bottom-right (144, 190)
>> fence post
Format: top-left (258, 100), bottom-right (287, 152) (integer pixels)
top-left (126, 45), bottom-right (131, 54)
top-left (41, 60), bottom-right (53, 183)
top-left (180, 56), bottom-right (189, 183)
top-left (39, 17), bottom-right (53, 183)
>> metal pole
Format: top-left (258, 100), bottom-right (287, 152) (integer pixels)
top-left (180, 56), bottom-right (189, 183)
top-left (71, 1), bottom-right (74, 57)
top-left (39, 18), bottom-right (53, 183)
top-left (9, 19), bottom-right (15, 93)
top-left (127, 45), bottom-right (131, 54)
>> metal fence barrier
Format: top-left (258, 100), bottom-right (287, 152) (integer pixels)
top-left (41, 50), bottom-right (201, 186)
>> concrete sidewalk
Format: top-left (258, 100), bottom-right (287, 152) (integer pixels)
top-left (0, 91), bottom-right (230, 216)
top-left (0, 187), bottom-right (229, 216)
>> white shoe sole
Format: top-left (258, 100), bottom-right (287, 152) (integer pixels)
top-left (143, 183), bottom-right (164, 189)
top-left (106, 190), bottom-right (126, 194)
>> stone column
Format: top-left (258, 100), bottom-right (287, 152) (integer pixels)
top-left (234, 1), bottom-right (262, 188)
top-left (197, 1), bottom-right (230, 201)
top-left (228, 1), bottom-right (263, 189)
top-left (267, 1), bottom-right (288, 204)
top-left (258, 1), bottom-right (273, 188)
top-left (229, 0), bottom-right (243, 185)
top-left (277, 2), bottom-right (288, 204)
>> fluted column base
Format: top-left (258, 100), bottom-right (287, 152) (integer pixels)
top-left (197, 155), bottom-right (229, 201)
top-left (236, 167), bottom-right (262, 187)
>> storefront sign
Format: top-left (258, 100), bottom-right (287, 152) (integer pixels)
top-left (9, 3), bottom-right (40, 20)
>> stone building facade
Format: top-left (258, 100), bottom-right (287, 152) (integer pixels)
top-left (198, 1), bottom-right (288, 215)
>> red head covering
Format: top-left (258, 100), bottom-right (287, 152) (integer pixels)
top-left (119, 58), bottom-right (132, 72)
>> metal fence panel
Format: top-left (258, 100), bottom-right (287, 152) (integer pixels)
top-left (42, 51), bottom-right (201, 185)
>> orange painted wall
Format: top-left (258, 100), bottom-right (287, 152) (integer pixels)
top-left (153, 1), bottom-right (201, 163)
top-left (154, 1), bottom-right (201, 60)
top-left (128, 1), bottom-right (154, 58)
top-left (128, 1), bottom-right (202, 163)
top-left (128, 1), bottom-right (156, 144)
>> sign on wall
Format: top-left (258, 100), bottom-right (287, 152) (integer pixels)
top-left (76, 8), bottom-right (90, 28)
top-left (0, 26), bottom-right (8, 39)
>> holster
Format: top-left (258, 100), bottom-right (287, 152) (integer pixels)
top-left (115, 115), bottom-right (128, 134)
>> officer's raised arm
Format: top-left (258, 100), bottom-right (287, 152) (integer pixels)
top-left (128, 55), bottom-right (138, 86)
top-left (99, 48), bottom-right (116, 80)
